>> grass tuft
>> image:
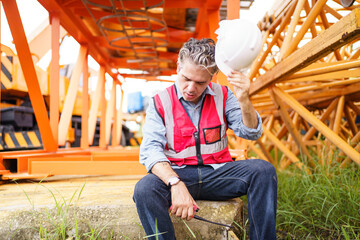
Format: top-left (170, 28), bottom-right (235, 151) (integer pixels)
top-left (276, 161), bottom-right (360, 239)
top-left (14, 181), bottom-right (119, 239)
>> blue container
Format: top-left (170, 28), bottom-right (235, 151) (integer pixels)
top-left (127, 92), bottom-right (144, 113)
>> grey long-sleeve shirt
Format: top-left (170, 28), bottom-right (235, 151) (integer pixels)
top-left (139, 81), bottom-right (263, 172)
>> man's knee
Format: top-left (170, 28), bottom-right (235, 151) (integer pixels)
top-left (133, 174), bottom-right (169, 204)
top-left (134, 175), bottom-right (153, 202)
top-left (251, 159), bottom-right (277, 178)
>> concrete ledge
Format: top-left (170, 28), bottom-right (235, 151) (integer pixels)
top-left (0, 176), bottom-right (243, 239)
top-left (172, 199), bottom-right (243, 240)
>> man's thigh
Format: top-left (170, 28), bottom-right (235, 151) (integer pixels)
top-left (197, 159), bottom-right (270, 200)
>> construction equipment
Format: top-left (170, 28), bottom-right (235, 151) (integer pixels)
top-left (0, 43), bottom-right (102, 150)
top-left (0, 0), bottom-right (359, 181)
top-left (0, 0), bottom-right (244, 179)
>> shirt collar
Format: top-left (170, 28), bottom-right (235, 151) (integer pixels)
top-left (174, 80), bottom-right (216, 101)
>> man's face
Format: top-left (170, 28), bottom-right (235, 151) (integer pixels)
top-left (177, 60), bottom-right (213, 104)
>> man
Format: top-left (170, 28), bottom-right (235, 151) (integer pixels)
top-left (133, 38), bottom-right (277, 240)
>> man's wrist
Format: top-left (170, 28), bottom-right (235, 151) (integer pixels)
top-left (168, 176), bottom-right (181, 187)
top-left (237, 93), bottom-right (250, 104)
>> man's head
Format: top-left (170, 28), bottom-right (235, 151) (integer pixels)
top-left (177, 38), bottom-right (218, 104)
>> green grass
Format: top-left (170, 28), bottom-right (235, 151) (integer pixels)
top-left (276, 162), bottom-right (360, 239)
top-left (12, 180), bottom-right (117, 240)
top-left (238, 158), bottom-right (360, 239)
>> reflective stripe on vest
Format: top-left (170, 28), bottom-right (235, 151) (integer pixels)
top-left (156, 82), bottom-right (229, 160)
top-left (157, 89), bottom-right (175, 150)
top-left (164, 136), bottom-right (228, 158)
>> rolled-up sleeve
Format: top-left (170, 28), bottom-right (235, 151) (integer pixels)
top-left (139, 99), bottom-right (171, 172)
top-left (225, 88), bottom-right (263, 140)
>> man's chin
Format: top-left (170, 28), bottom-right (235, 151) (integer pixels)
top-left (185, 96), bottom-right (199, 103)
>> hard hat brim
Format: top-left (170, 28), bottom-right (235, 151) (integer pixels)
top-left (215, 47), bottom-right (232, 76)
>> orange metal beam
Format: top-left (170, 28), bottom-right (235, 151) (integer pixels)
top-left (50, 12), bottom-right (60, 145)
top-left (28, 148), bottom-right (144, 175)
top-left (345, 103), bottom-right (359, 136)
top-left (280, 0), bottom-right (306, 60)
top-left (283, 0), bottom-right (327, 59)
top-left (3, 0), bottom-right (57, 152)
top-left (168, 29), bottom-right (195, 42)
top-left (248, 1), bottom-right (297, 80)
top-left (115, 89), bottom-right (124, 146)
top-left (194, 0), bottom-right (221, 39)
top-left (270, 87), bottom-right (314, 167)
top-left (37, 0), bottom-right (118, 80)
top-left (216, 0), bottom-right (240, 85)
top-left (273, 87), bottom-right (360, 166)
top-left (250, 8), bottom-right (360, 96)
top-left (28, 19), bottom-right (67, 61)
top-left (81, 53), bottom-right (90, 149)
top-left (58, 45), bottom-right (88, 145)
top-left (99, 66), bottom-right (107, 149)
top-left (227, 0), bottom-right (240, 20)
top-left (106, 81), bottom-right (116, 144)
top-left (30, 160), bottom-right (146, 175)
top-left (333, 95), bottom-right (345, 134)
top-left (88, 67), bottom-right (105, 144)
top-left (64, 0), bottom-right (204, 9)
top-left (302, 98), bottom-right (339, 141)
top-left (208, 9), bottom-right (220, 42)
top-left (262, 126), bottom-right (311, 174)
top-left (195, 8), bottom-right (210, 39)
top-left (111, 81), bottom-right (118, 147)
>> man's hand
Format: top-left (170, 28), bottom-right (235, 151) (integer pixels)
top-left (170, 181), bottom-right (198, 221)
top-left (227, 70), bottom-right (259, 129)
top-left (227, 70), bottom-right (250, 102)
top-left (151, 162), bottom-right (198, 221)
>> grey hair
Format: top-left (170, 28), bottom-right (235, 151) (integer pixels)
top-left (178, 38), bottom-right (218, 76)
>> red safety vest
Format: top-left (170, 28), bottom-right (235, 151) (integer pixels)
top-left (154, 82), bottom-right (233, 166)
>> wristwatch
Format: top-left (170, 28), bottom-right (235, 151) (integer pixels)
top-left (168, 176), bottom-right (181, 187)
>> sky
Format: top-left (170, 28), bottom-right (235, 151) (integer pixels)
top-left (1, 0), bottom-right (274, 114)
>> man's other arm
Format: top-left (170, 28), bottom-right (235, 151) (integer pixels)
top-left (140, 99), bottom-right (197, 220)
top-left (226, 71), bottom-right (262, 140)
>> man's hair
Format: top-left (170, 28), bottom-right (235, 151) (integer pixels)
top-left (178, 38), bottom-right (218, 76)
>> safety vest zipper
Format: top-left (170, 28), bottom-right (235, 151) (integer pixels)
top-left (195, 99), bottom-right (206, 165)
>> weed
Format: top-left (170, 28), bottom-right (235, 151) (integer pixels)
top-left (233, 219), bottom-right (249, 240)
top-left (181, 219), bottom-right (196, 239)
top-left (14, 180), bottom-right (118, 239)
top-left (276, 161), bottom-right (360, 239)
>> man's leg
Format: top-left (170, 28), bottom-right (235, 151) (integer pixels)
top-left (134, 166), bottom-right (202, 239)
top-left (133, 174), bottom-right (175, 240)
top-left (199, 159), bottom-right (277, 240)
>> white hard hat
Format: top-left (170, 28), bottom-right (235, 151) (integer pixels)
top-left (215, 19), bottom-right (262, 75)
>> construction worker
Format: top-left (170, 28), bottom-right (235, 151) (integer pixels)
top-left (133, 38), bottom-right (277, 240)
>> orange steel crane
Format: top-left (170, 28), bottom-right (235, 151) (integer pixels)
top-left (247, 0), bottom-right (360, 171)
top-left (0, 0), bottom-right (252, 180)
top-left (2, 0), bottom-right (359, 181)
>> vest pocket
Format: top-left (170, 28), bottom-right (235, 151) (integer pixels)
top-left (203, 125), bottom-right (221, 144)
top-left (180, 127), bottom-right (195, 136)
top-left (211, 148), bottom-right (233, 163)
top-left (175, 127), bottom-right (195, 151)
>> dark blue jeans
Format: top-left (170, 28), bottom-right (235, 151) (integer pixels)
top-left (133, 159), bottom-right (277, 240)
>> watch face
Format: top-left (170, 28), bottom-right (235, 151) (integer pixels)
top-left (169, 177), bottom-right (180, 186)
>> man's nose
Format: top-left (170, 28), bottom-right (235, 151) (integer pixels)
top-left (187, 82), bottom-right (196, 92)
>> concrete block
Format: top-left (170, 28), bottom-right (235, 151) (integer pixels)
top-left (0, 176), bottom-right (243, 239)
top-left (172, 199), bottom-right (243, 240)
